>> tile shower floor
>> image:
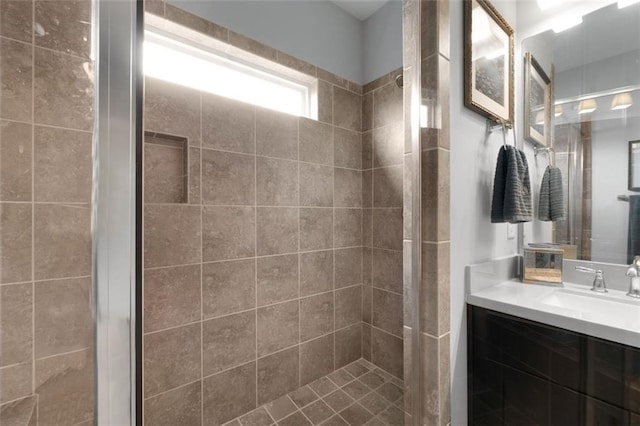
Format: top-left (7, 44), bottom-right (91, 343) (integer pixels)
top-left (223, 359), bottom-right (406, 426)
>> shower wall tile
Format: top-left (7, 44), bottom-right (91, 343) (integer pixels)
top-left (256, 108), bottom-right (298, 160)
top-left (300, 250), bottom-right (334, 296)
top-left (335, 324), bottom-right (362, 368)
top-left (318, 80), bottom-right (333, 125)
top-left (144, 323), bottom-right (201, 397)
top-left (0, 121), bottom-right (32, 202)
top-left (0, 38), bottom-right (32, 122)
top-left (299, 118), bottom-right (333, 165)
top-left (202, 149), bottom-right (255, 205)
top-left (33, 47), bottom-right (93, 131)
top-left (34, 277), bottom-right (92, 359)
top-left (334, 247), bottom-right (362, 289)
top-left (299, 207), bottom-right (333, 251)
top-left (374, 123), bottom-right (404, 168)
top-left (144, 204), bottom-right (201, 268)
top-left (300, 333), bottom-right (335, 385)
top-left (373, 166), bottom-right (403, 208)
top-left (372, 248), bottom-right (403, 294)
top-left (144, 142), bottom-right (187, 204)
top-left (334, 208), bottom-right (362, 247)
top-left (0, 283), bottom-right (32, 366)
top-left (373, 82), bottom-right (403, 129)
top-left (35, 349), bottom-right (94, 425)
top-left (34, 126), bottom-right (92, 203)
top-left (257, 300), bottom-right (299, 357)
top-left (143, 264), bottom-right (201, 333)
top-left (335, 286), bottom-right (362, 329)
top-left (257, 254), bottom-right (299, 306)
top-left (0, 362), bottom-right (31, 403)
top-left (257, 347), bottom-right (299, 405)
top-left (334, 168), bottom-right (362, 208)
top-left (372, 208), bottom-right (403, 251)
top-left (202, 93), bottom-right (255, 154)
top-left (202, 259), bottom-right (255, 319)
top-left (256, 157), bottom-right (298, 206)
top-left (333, 87), bottom-right (361, 132)
top-left (34, 203), bottom-right (91, 280)
top-left (257, 207), bottom-right (298, 255)
top-left (144, 381), bottom-right (202, 426)
top-left (371, 329), bottom-right (403, 379)
top-left (189, 147), bottom-right (201, 204)
top-left (300, 163), bottom-right (333, 207)
top-left (0, 203), bottom-right (32, 284)
top-left (202, 206), bottom-right (255, 261)
top-left (203, 311), bottom-right (256, 375)
top-left (203, 362), bottom-right (257, 425)
top-left (0, 0), bottom-right (33, 42)
top-left (372, 289), bottom-right (403, 337)
top-left (334, 128), bottom-right (362, 170)
top-left (165, 4), bottom-right (229, 42)
top-left (145, 78), bottom-right (200, 146)
top-left (34, 0), bottom-right (92, 58)
top-left (300, 292), bottom-right (334, 341)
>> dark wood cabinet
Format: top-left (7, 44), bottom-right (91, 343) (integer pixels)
top-left (468, 305), bottom-right (640, 425)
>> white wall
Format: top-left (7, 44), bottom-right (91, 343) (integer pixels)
top-left (591, 117), bottom-right (640, 263)
top-left (169, 0), bottom-right (403, 84)
top-left (449, 1), bottom-right (519, 424)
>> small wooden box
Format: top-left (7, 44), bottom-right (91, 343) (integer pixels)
top-left (523, 246), bottom-right (563, 284)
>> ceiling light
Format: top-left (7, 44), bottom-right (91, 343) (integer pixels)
top-left (554, 105), bottom-right (563, 117)
top-left (578, 98), bottom-right (597, 114)
top-left (618, 0), bottom-right (640, 8)
top-left (551, 14), bottom-right (583, 33)
top-left (611, 92), bottom-right (633, 110)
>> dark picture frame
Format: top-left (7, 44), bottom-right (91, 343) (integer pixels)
top-left (464, 0), bottom-right (515, 125)
top-left (524, 52), bottom-right (552, 146)
top-left (630, 140), bottom-right (640, 192)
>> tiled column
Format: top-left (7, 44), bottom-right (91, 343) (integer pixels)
top-left (403, 0), bottom-right (451, 424)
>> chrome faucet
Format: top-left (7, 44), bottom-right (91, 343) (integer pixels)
top-left (575, 266), bottom-right (608, 293)
top-left (626, 256), bottom-right (640, 299)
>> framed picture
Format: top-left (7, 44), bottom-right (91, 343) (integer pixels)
top-left (630, 140), bottom-right (640, 192)
top-left (524, 52), bottom-right (552, 146)
top-left (464, 0), bottom-right (514, 125)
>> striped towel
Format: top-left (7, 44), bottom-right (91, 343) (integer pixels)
top-left (491, 146), bottom-right (533, 223)
top-left (538, 165), bottom-right (564, 221)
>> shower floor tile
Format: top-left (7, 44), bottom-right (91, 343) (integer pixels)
top-left (222, 358), bottom-right (406, 426)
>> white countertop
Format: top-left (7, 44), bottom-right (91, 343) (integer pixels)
top-left (467, 280), bottom-right (640, 349)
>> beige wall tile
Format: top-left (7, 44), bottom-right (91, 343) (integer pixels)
top-left (0, 203), bottom-right (32, 284)
top-left (257, 300), bottom-right (299, 357)
top-left (373, 83), bottom-right (402, 129)
top-left (372, 289), bottom-right (402, 337)
top-left (334, 168), bottom-right (362, 208)
top-left (202, 259), bottom-right (255, 319)
top-left (256, 157), bottom-right (298, 206)
top-left (334, 247), bottom-right (362, 289)
top-left (202, 206), bottom-right (255, 261)
top-left (362, 92), bottom-right (373, 133)
top-left (300, 208), bottom-right (333, 251)
top-left (203, 362), bottom-right (257, 425)
top-left (257, 347), bottom-right (299, 405)
top-left (0, 38), bottom-right (32, 122)
top-left (300, 250), bottom-right (333, 297)
top-left (256, 108), bottom-right (297, 160)
top-left (144, 142), bottom-right (187, 204)
top-left (363, 247), bottom-right (373, 286)
top-left (34, 47), bottom-right (93, 130)
top-left (166, 4), bottom-right (228, 41)
top-left (300, 292), bottom-right (333, 341)
top-left (333, 87), bottom-right (361, 132)
top-left (34, 126), bottom-right (92, 202)
top-left (229, 31), bottom-right (278, 61)
top-left (202, 149), bottom-right (255, 205)
top-left (0, 121), bottom-right (32, 202)
top-left (34, 203), bottom-right (91, 279)
top-left (362, 286), bottom-right (372, 324)
top-left (362, 131), bottom-right (373, 170)
top-left (334, 128), bottom-right (362, 170)
top-left (299, 118), bottom-right (332, 165)
top-left (202, 93), bottom-right (255, 154)
top-left (362, 170), bottom-right (373, 209)
top-left (189, 147), bottom-right (201, 204)
top-left (257, 254), bottom-right (298, 306)
top-left (276, 51), bottom-right (317, 76)
top-left (372, 248), bottom-right (402, 294)
top-left (0, 395), bottom-right (37, 425)
top-left (335, 324), bottom-right (362, 368)
top-left (363, 208), bottom-right (373, 248)
top-left (373, 123), bottom-right (404, 168)
top-left (144, 381), bottom-right (202, 426)
top-left (144, 323), bottom-right (201, 397)
top-left (335, 286), bottom-right (362, 329)
top-left (371, 329), bottom-right (403, 379)
top-left (300, 163), bottom-right (333, 207)
top-left (0, 362), bottom-right (31, 403)
top-left (34, 277), bottom-right (92, 359)
top-left (203, 311), bottom-right (256, 376)
top-left (334, 208), bottom-right (362, 248)
top-left (35, 349), bottom-right (94, 425)
top-left (373, 166), bottom-right (403, 208)
top-left (144, 265), bottom-right (201, 333)
top-left (421, 242), bottom-right (451, 336)
top-left (421, 149), bottom-right (450, 242)
top-left (34, 0), bottom-right (92, 58)
top-left (362, 324), bottom-right (372, 361)
top-left (372, 208), bottom-right (402, 251)
top-left (300, 333), bottom-right (334, 385)
top-left (0, 0), bottom-right (33, 42)
top-left (145, 78), bottom-right (200, 146)
top-left (0, 283), bottom-right (32, 366)
top-left (318, 80), bottom-right (333, 125)
top-left (256, 207), bottom-right (298, 256)
top-left (144, 204), bottom-right (201, 268)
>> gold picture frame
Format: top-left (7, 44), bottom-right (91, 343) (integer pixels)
top-left (524, 52), bottom-right (552, 146)
top-left (464, 0), bottom-right (514, 125)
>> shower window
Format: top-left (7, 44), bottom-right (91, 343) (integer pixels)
top-left (144, 30), bottom-right (317, 118)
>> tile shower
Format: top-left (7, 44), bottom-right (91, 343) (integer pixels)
top-left (142, 4), bottom-right (406, 426)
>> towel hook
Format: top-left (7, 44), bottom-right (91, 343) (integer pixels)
top-left (534, 146), bottom-right (555, 166)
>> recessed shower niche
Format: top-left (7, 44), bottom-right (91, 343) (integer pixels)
top-left (144, 131), bottom-right (190, 204)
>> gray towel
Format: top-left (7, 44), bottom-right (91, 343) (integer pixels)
top-left (538, 165), bottom-right (564, 221)
top-left (491, 146), bottom-right (533, 223)
top-left (628, 195), bottom-right (640, 264)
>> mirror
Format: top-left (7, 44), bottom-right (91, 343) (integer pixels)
top-left (522, 2), bottom-right (640, 265)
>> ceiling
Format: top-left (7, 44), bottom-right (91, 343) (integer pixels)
top-left (330, 0), bottom-right (389, 20)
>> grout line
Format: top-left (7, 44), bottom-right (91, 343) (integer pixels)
top-left (199, 91), bottom-right (205, 425)
top-left (296, 117), bottom-right (302, 390)
top-left (253, 105), bottom-right (259, 411)
top-left (30, 4), bottom-right (36, 413)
